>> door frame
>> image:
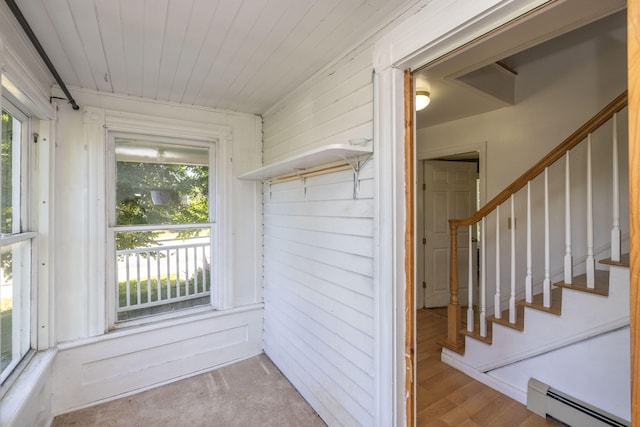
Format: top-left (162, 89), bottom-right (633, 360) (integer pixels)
top-left (419, 159), bottom-right (480, 308)
top-left (417, 143), bottom-right (486, 309)
top-left (372, 0), bottom-right (635, 425)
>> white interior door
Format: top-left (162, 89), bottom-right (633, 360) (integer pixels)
top-left (423, 160), bottom-right (477, 308)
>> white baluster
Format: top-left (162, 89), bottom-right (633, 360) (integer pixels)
top-left (193, 247), bottom-right (199, 293)
top-left (526, 181), bottom-right (532, 303)
top-left (495, 206), bottom-right (501, 319)
top-left (586, 134), bottom-right (595, 288)
top-left (564, 152), bottom-right (573, 284)
top-left (125, 255), bottom-right (131, 307)
top-left (480, 217), bottom-right (487, 337)
top-left (509, 195), bottom-right (516, 324)
top-left (611, 113), bottom-right (621, 262)
top-left (146, 254), bottom-right (151, 303)
top-left (166, 249), bottom-right (171, 299)
top-left (157, 251), bottom-right (162, 301)
top-left (543, 167), bottom-right (551, 308)
top-left (136, 253), bottom-right (142, 306)
top-left (185, 248), bottom-right (190, 296)
top-left (176, 248), bottom-right (181, 298)
top-left (467, 225), bottom-right (474, 332)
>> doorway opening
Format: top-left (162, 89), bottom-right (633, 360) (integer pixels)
top-left (408, 4), bottom-right (628, 425)
top-left (417, 151), bottom-right (482, 311)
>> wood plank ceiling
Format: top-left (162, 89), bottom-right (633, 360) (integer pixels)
top-left (15, 0), bottom-right (416, 114)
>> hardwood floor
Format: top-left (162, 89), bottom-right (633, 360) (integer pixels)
top-left (416, 308), bottom-right (562, 426)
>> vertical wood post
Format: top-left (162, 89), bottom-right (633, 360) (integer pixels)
top-left (445, 220), bottom-right (464, 352)
top-left (403, 69), bottom-right (415, 427)
top-left (627, 2), bottom-right (639, 423)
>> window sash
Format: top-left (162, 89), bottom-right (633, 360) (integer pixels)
top-left (108, 132), bottom-right (217, 324)
top-left (0, 99), bottom-right (32, 384)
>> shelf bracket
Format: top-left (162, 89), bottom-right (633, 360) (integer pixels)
top-left (348, 153), bottom-right (373, 199)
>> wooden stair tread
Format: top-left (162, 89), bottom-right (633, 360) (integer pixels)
top-left (461, 323), bottom-right (492, 344)
top-left (517, 288), bottom-right (562, 315)
top-left (599, 253), bottom-right (630, 268)
top-left (460, 307), bottom-right (492, 344)
top-left (487, 305), bottom-right (525, 331)
top-left (460, 268), bottom-right (611, 347)
top-left (553, 270), bottom-right (609, 296)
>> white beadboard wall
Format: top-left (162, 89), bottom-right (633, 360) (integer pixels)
top-left (263, 163), bottom-right (375, 427)
top-left (261, 37), bottom-right (378, 426)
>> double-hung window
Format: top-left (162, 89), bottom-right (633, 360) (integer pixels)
top-left (109, 134), bottom-right (215, 323)
top-left (0, 99), bottom-right (33, 383)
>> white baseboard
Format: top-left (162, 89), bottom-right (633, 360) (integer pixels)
top-left (441, 349), bottom-right (527, 404)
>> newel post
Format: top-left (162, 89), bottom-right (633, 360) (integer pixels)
top-left (443, 220), bottom-right (465, 353)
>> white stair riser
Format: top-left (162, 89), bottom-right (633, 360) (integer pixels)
top-left (443, 265), bottom-right (629, 372)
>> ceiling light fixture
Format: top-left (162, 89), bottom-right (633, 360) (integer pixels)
top-left (415, 91), bottom-right (430, 111)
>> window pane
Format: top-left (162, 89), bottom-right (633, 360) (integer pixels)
top-left (1, 110), bottom-right (21, 236)
top-left (115, 228), bottom-right (211, 321)
top-left (115, 139), bottom-right (209, 226)
top-left (1, 239), bottom-right (31, 382)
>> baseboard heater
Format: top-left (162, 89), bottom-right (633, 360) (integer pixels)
top-left (527, 378), bottom-right (629, 427)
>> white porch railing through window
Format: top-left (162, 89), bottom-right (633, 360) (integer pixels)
top-left (116, 241), bottom-right (211, 316)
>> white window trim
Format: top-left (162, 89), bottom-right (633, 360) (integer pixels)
top-left (106, 131), bottom-right (217, 324)
top-left (83, 107), bottom-right (233, 334)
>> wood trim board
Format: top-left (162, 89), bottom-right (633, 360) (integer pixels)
top-left (627, 1), bottom-right (639, 423)
top-left (404, 69), bottom-right (416, 427)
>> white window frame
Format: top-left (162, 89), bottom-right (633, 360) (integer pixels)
top-left (106, 132), bottom-right (217, 324)
top-left (0, 95), bottom-right (36, 385)
top-left (83, 108), bottom-right (234, 333)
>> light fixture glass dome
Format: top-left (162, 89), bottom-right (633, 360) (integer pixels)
top-left (415, 91), bottom-right (430, 111)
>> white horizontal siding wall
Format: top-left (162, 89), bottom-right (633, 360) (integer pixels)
top-left (262, 43), bottom-right (374, 164)
top-left (262, 38), bottom-right (378, 426)
top-left (263, 163), bottom-right (375, 427)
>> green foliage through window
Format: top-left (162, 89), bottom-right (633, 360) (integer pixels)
top-left (115, 161), bottom-right (209, 251)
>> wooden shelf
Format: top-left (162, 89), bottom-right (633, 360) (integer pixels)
top-left (238, 143), bottom-right (373, 181)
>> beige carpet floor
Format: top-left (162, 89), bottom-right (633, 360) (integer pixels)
top-left (52, 354), bottom-right (326, 426)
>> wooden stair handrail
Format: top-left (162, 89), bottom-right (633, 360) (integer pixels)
top-left (442, 90), bottom-right (628, 354)
top-left (451, 90), bottom-right (628, 229)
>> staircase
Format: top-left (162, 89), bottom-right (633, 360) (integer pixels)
top-left (440, 91), bottom-right (631, 422)
top-left (448, 256), bottom-right (629, 370)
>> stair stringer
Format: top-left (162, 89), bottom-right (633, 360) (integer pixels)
top-left (442, 265), bottom-right (629, 373)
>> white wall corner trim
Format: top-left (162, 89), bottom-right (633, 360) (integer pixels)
top-left (83, 107), bottom-right (107, 336)
top-left (373, 66), bottom-right (405, 427)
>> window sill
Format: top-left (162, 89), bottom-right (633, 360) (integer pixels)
top-left (0, 348), bottom-right (57, 423)
top-left (58, 302), bottom-right (264, 351)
